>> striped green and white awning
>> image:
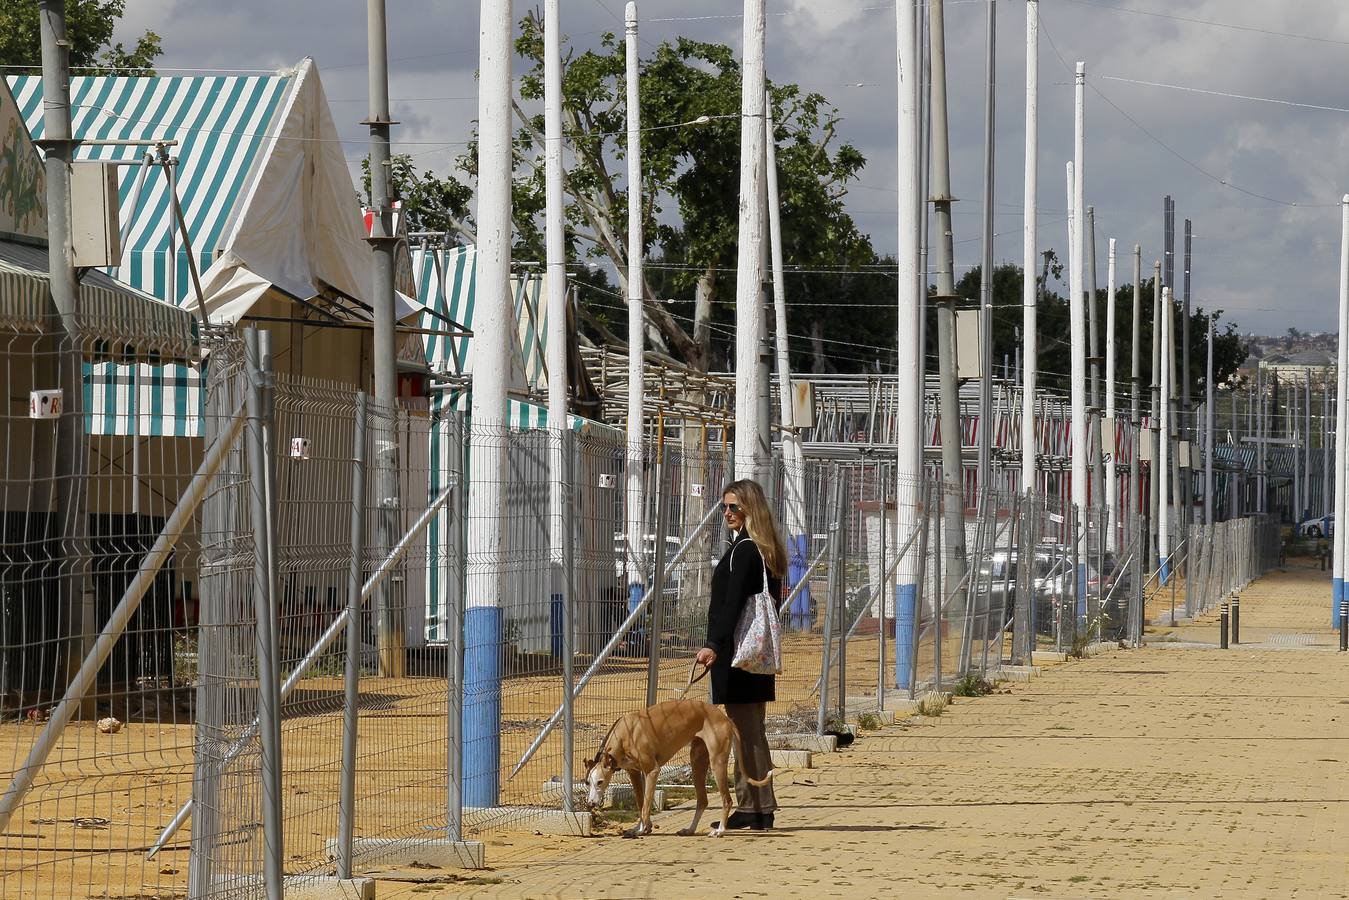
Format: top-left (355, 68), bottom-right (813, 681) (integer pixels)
top-left (0, 239), bottom-right (195, 354)
top-left (9, 72), bottom-right (294, 437)
top-left (412, 244), bottom-right (546, 390)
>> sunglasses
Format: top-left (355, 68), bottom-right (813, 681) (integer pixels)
top-left (720, 502), bottom-right (743, 514)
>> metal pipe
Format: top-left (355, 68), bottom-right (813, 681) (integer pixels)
top-left (817, 470), bottom-right (844, 734)
top-left (244, 329), bottom-right (284, 900)
top-left (336, 394), bottom-right (368, 879)
top-left (928, 0), bottom-right (969, 610)
top-left (1070, 63), bottom-right (1089, 611)
top-left (1021, 0), bottom-right (1039, 497)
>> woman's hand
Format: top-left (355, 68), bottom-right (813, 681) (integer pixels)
top-left (696, 647), bottom-right (716, 667)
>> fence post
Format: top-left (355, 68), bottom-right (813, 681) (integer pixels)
top-left (561, 427), bottom-right (576, 817)
top-left (645, 443), bottom-right (670, 707)
top-left (243, 327), bottom-right (284, 900)
top-left (336, 393), bottom-right (368, 879)
top-left (836, 472), bottom-right (849, 722)
top-left (877, 486), bottom-right (888, 711)
top-left (1134, 506), bottom-right (1146, 646)
top-left (907, 483), bottom-right (931, 698)
top-left (932, 487), bottom-right (944, 692)
top-left (1069, 504), bottom-right (1081, 650)
top-left (817, 468), bottom-right (843, 735)
top-left (447, 416), bottom-right (465, 842)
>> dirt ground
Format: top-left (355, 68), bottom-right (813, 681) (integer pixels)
top-left (2, 603), bottom-right (921, 897)
top-left (363, 559), bottom-right (1349, 899)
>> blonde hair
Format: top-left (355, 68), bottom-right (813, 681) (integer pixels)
top-left (723, 479), bottom-right (788, 578)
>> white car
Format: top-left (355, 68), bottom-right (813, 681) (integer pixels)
top-left (1299, 515), bottom-right (1334, 539)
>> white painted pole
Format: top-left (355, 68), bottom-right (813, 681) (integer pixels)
top-left (1205, 314), bottom-right (1215, 525)
top-left (1106, 238), bottom-right (1117, 551)
top-left (1020, 0), bottom-right (1038, 498)
top-left (1333, 196), bottom-right (1349, 626)
top-left (542, 0), bottom-right (572, 810)
top-left (465, 0), bottom-right (513, 808)
top-left (894, 0), bottom-right (922, 687)
top-left (545, 0), bottom-right (567, 553)
top-left (735, 0), bottom-right (768, 481)
top-left (766, 95), bottom-right (809, 631)
top-left (624, 2), bottom-right (646, 612)
top-left (1159, 286), bottom-right (1173, 583)
top-left (1069, 61), bottom-right (1088, 621)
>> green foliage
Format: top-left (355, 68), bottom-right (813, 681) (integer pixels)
top-left (382, 12), bottom-right (882, 372)
top-left (0, 0), bottom-right (160, 75)
top-left (952, 259), bottom-right (1248, 393)
top-left (361, 154), bottom-right (473, 240)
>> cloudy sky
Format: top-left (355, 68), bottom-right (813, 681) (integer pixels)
top-left (117, 0), bottom-right (1349, 338)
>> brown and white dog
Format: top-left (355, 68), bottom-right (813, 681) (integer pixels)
top-left (584, 698), bottom-right (774, 838)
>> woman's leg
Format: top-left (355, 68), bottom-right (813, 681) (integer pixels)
top-left (724, 702), bottom-right (778, 813)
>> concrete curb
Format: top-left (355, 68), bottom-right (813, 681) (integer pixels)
top-left (770, 733), bottom-right (838, 753)
top-left (768, 749), bottom-right (813, 769)
top-left (463, 806), bottom-right (592, 836)
top-left (326, 837), bottom-right (486, 871)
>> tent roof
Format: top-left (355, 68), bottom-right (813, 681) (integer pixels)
top-left (9, 60), bottom-right (416, 326)
top-left (0, 238), bottom-right (195, 356)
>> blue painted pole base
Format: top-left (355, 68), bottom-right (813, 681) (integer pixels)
top-left (1334, 578), bottom-right (1343, 629)
top-left (549, 593), bottom-right (563, 659)
top-left (787, 533), bottom-right (811, 631)
top-left (894, 582), bottom-right (917, 690)
top-left (1076, 563), bottom-right (1088, 619)
top-left (463, 605), bottom-right (502, 809)
top-left (1160, 559), bottom-right (1171, 587)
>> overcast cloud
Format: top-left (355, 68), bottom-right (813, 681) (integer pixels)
top-left (116, 0), bottom-right (1349, 337)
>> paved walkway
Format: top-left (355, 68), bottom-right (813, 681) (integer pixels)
top-left (376, 561), bottom-right (1349, 898)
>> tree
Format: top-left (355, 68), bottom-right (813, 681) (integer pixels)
top-left (952, 257), bottom-right (1247, 398)
top-left (0, 0), bottom-right (160, 75)
top-left (386, 13), bottom-right (878, 372)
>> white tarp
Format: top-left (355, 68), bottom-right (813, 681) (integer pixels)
top-left (198, 58), bottom-right (417, 325)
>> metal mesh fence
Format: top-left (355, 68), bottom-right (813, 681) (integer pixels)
top-left (0, 323), bottom-right (1290, 897)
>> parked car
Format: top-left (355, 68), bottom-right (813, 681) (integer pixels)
top-left (1299, 515), bottom-right (1334, 539)
top-left (976, 547), bottom-right (1092, 638)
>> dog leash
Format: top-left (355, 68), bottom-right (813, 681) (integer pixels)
top-left (675, 659), bottom-right (711, 700)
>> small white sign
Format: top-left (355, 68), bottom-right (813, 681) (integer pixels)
top-left (289, 437), bottom-right (311, 460)
top-left (1048, 512), bottom-right (1065, 524)
top-left (598, 473), bottom-right (616, 489)
top-left (691, 484), bottom-right (704, 497)
top-left (29, 389), bottom-right (62, 419)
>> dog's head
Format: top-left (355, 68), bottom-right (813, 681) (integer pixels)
top-left (583, 748), bottom-right (619, 809)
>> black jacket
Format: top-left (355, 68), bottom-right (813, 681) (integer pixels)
top-left (704, 533), bottom-right (780, 705)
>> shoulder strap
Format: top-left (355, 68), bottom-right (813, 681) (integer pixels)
top-left (728, 537), bottom-right (755, 572)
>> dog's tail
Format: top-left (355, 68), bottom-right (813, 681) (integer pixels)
top-left (728, 720), bottom-right (776, 786)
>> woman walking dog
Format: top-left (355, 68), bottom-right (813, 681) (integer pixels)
top-left (694, 479), bottom-right (785, 831)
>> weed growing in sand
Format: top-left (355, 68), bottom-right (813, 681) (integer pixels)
top-left (856, 712), bottom-right (883, 730)
top-left (918, 693), bottom-right (949, 717)
top-left (953, 673), bottom-right (995, 697)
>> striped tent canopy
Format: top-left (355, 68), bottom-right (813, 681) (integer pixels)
top-left (10, 72), bottom-right (292, 306)
top-left (10, 70), bottom-right (294, 437)
top-left (0, 239), bottom-right (193, 356)
top-left (411, 244), bottom-right (605, 433)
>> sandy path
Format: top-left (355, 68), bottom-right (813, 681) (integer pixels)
top-left (370, 561), bottom-right (1349, 898)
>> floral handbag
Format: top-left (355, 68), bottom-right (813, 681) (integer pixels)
top-left (731, 557), bottom-right (783, 675)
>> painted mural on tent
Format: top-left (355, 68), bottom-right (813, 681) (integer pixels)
top-left (0, 79), bottom-right (44, 240)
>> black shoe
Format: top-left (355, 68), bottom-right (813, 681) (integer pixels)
top-left (753, 812), bottom-right (774, 831)
top-left (714, 810), bottom-right (758, 830)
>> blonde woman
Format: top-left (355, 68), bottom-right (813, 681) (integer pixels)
top-left (694, 479), bottom-right (787, 830)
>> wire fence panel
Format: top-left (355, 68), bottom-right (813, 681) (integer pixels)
top-left (1, 321), bottom-right (1297, 897)
top-left (0, 321), bottom-right (214, 900)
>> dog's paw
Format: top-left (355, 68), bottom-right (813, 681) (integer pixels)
top-left (708, 826), bottom-right (725, 837)
top-left (676, 827), bottom-right (696, 836)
